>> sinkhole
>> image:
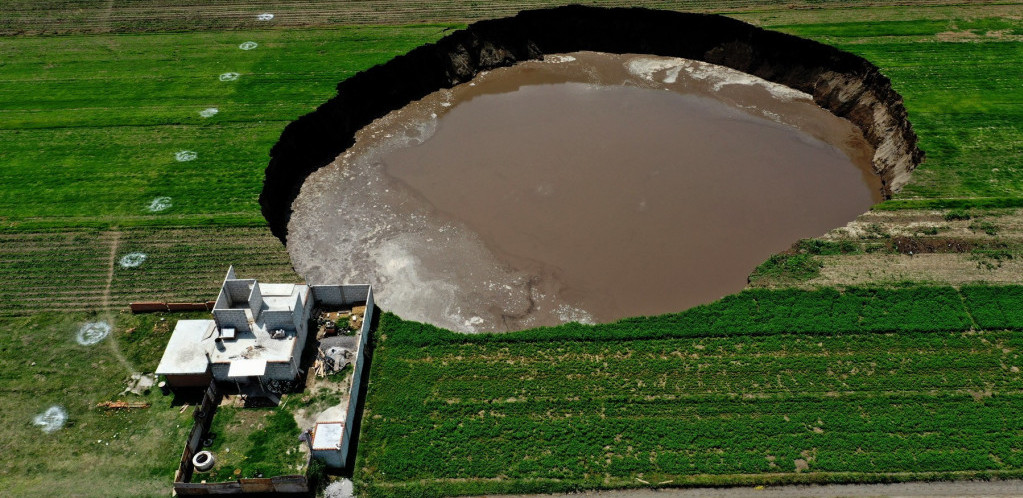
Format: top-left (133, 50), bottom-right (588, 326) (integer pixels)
top-left (266, 7), bottom-right (922, 333)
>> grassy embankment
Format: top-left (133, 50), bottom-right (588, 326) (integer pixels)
top-left (1, 1), bottom-right (1022, 496)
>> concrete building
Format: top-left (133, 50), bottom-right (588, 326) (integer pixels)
top-left (156, 267), bottom-right (374, 393)
top-left (311, 421), bottom-right (346, 468)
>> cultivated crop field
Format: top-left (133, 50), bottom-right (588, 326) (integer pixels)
top-left (1, 0), bottom-right (1022, 496)
top-left (0, 227), bottom-right (299, 316)
top-left (360, 312), bottom-right (1023, 496)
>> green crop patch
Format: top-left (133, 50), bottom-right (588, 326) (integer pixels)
top-left (358, 313), bottom-right (1023, 495)
top-left (382, 286), bottom-right (978, 347)
top-left (0, 226), bottom-right (298, 316)
top-left (961, 285), bottom-right (1023, 330)
top-left (109, 226), bottom-right (300, 304)
top-left (1, 12), bottom-right (1022, 228)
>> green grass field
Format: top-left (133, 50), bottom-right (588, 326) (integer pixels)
top-left (0, 312), bottom-right (197, 495)
top-left (1, 1), bottom-right (1022, 496)
top-left (777, 19), bottom-right (1023, 206)
top-left (0, 25), bottom-right (455, 225)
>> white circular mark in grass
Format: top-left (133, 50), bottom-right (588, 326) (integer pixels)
top-left (257, 13), bottom-right (274, 21)
top-left (219, 72), bottom-right (240, 82)
top-left (239, 41), bottom-right (258, 51)
top-left (76, 321), bottom-right (111, 346)
top-left (148, 196), bottom-right (172, 212)
top-left (33, 405), bottom-right (68, 434)
top-left (175, 150), bottom-right (197, 162)
top-left (119, 253), bottom-right (147, 268)
top-left (199, 107), bottom-right (219, 118)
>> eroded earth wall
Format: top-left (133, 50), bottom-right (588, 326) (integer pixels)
top-left (261, 5), bottom-right (923, 242)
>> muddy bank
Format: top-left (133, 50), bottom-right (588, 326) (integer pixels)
top-left (262, 5), bottom-right (922, 243)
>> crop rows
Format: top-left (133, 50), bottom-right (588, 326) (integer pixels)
top-left (383, 286), bottom-right (1017, 347)
top-left (0, 231), bottom-right (112, 315)
top-left (0, 226), bottom-right (296, 315)
top-left (358, 315), bottom-right (1023, 495)
top-left (1, 11), bottom-right (1020, 229)
top-left (961, 285), bottom-right (1023, 330)
top-left (110, 226), bottom-right (299, 303)
top-left (1, 1), bottom-right (986, 35)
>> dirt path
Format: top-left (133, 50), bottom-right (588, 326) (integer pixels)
top-left (98, 0), bottom-right (115, 32)
top-left (101, 229), bottom-right (120, 310)
top-left (491, 480), bottom-right (1023, 497)
top-left (100, 230), bottom-right (137, 375)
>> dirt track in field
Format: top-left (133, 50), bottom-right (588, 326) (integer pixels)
top-left (747, 208), bottom-right (1023, 289)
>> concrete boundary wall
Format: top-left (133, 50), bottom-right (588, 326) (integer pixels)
top-left (174, 382), bottom-right (219, 487)
top-left (341, 287), bottom-right (374, 467)
top-left (174, 475), bottom-right (309, 495)
top-left (310, 284), bottom-right (371, 308)
top-left (130, 301), bottom-right (215, 313)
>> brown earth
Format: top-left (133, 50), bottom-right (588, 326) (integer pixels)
top-left (749, 208), bottom-right (1023, 288)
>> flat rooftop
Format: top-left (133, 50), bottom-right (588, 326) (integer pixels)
top-left (208, 322), bottom-right (297, 366)
top-left (156, 320), bottom-right (215, 375)
top-left (311, 421), bottom-right (344, 450)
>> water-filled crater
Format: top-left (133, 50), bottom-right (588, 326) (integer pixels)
top-left (288, 51), bottom-right (885, 332)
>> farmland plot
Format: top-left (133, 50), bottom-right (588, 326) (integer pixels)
top-left (0, 226), bottom-right (297, 316)
top-left (358, 313), bottom-right (1023, 495)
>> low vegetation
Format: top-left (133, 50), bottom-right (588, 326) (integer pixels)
top-left (0, 312), bottom-right (196, 495)
top-left (198, 405), bottom-right (305, 482)
top-left (358, 301), bottom-right (1023, 495)
top-left (748, 253), bottom-right (824, 284)
top-left (4, 1), bottom-right (988, 36)
top-left (0, 227), bottom-right (299, 317)
top-left (0, 26), bottom-right (455, 228)
top-left (380, 285), bottom-right (998, 347)
top-left (777, 18), bottom-right (1023, 207)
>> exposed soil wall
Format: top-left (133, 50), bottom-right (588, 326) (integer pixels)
top-left (261, 5), bottom-right (923, 242)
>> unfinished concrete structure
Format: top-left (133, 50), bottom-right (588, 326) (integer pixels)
top-left (164, 268), bottom-right (375, 492)
top-left (156, 266), bottom-right (374, 394)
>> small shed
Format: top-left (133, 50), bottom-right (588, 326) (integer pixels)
top-left (310, 421), bottom-right (345, 468)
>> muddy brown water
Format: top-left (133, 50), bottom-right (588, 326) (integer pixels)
top-left (288, 52), bottom-right (881, 333)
